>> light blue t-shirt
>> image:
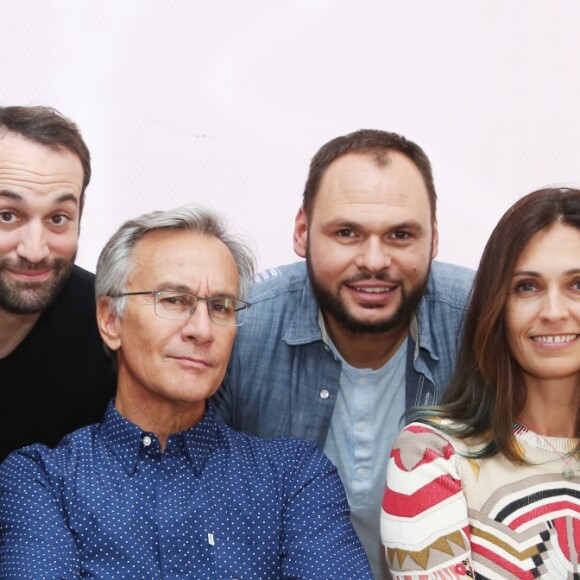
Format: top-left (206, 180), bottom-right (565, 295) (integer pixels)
top-left (322, 318), bottom-right (407, 580)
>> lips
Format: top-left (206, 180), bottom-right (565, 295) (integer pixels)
top-left (169, 355), bottom-right (210, 369)
top-left (6, 268), bottom-right (52, 283)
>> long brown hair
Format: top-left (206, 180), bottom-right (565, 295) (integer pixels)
top-left (416, 187), bottom-right (580, 462)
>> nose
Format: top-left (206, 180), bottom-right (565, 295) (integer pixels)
top-left (539, 288), bottom-right (569, 322)
top-left (355, 237), bottom-right (391, 273)
top-left (180, 300), bottom-right (215, 344)
top-left (16, 221), bottom-right (50, 263)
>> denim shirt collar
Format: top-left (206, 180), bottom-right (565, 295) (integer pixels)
top-left (283, 275), bottom-right (324, 346)
top-left (411, 293), bottom-right (439, 363)
top-left (282, 268), bottom-right (439, 363)
top-left (99, 401), bottom-right (219, 476)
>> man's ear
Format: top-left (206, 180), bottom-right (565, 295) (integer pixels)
top-left (431, 220), bottom-right (439, 260)
top-left (97, 297), bottom-right (122, 352)
top-left (293, 206), bottom-right (308, 258)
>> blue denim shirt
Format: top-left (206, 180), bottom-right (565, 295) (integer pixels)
top-left (214, 260), bottom-right (474, 446)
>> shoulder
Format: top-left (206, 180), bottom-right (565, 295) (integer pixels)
top-left (0, 425), bottom-right (98, 487)
top-left (393, 420), bottom-right (461, 460)
top-left (62, 265), bottom-right (96, 295)
top-left (247, 261), bottom-right (308, 304)
top-left (52, 265), bottom-right (97, 311)
top-left (38, 266), bottom-right (100, 337)
top-left (68, 265), bottom-right (96, 285)
top-left (217, 422), bottom-right (330, 470)
top-left (425, 261), bottom-right (474, 309)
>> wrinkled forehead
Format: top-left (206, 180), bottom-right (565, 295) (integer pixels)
top-left (128, 229), bottom-right (240, 294)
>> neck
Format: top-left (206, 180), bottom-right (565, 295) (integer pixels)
top-left (115, 386), bottom-right (206, 451)
top-left (322, 312), bottom-right (409, 370)
top-left (519, 375), bottom-right (580, 438)
top-left (0, 308), bottom-right (41, 358)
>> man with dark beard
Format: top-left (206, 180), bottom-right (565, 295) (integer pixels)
top-left (213, 129), bottom-right (475, 579)
top-left (0, 106), bottom-right (114, 461)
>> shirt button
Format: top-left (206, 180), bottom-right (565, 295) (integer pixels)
top-left (142, 435), bottom-right (152, 447)
top-left (319, 389), bottom-right (330, 400)
top-left (356, 467), bottom-right (367, 478)
top-left (358, 378), bottom-right (368, 385)
top-left (356, 422), bottom-right (367, 432)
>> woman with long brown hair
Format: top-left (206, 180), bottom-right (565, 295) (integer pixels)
top-left (381, 187), bottom-right (580, 578)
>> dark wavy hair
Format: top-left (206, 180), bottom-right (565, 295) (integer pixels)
top-left (302, 129), bottom-right (436, 220)
top-left (0, 105), bottom-right (91, 211)
top-left (414, 187), bottom-right (580, 462)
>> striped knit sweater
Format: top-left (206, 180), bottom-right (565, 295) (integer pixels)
top-left (381, 421), bottom-right (580, 579)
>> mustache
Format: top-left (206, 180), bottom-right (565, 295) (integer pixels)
top-left (0, 257), bottom-right (56, 271)
top-left (342, 272), bottom-right (400, 285)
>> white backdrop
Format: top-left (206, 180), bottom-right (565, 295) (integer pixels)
top-left (2, 1), bottom-right (580, 273)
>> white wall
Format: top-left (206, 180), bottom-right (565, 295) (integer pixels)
top-left (2, 1), bottom-right (580, 273)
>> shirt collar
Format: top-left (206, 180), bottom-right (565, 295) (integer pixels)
top-left (283, 274), bottom-right (324, 345)
top-left (99, 401), bottom-right (220, 476)
top-left (182, 404), bottom-right (220, 476)
top-left (411, 287), bottom-right (438, 361)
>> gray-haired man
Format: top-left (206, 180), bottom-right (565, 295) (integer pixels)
top-left (0, 205), bottom-right (372, 578)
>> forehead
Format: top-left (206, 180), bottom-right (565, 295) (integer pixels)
top-left (128, 229), bottom-right (239, 292)
top-left (516, 223), bottom-right (580, 267)
top-left (312, 151), bottom-right (431, 222)
top-left (0, 131), bottom-right (84, 196)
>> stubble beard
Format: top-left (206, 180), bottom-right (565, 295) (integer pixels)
top-left (0, 256), bottom-right (75, 315)
top-left (306, 245), bottom-right (431, 335)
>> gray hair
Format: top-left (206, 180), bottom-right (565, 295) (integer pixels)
top-left (96, 205), bottom-right (255, 317)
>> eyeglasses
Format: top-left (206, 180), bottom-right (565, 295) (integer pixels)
top-left (108, 290), bottom-right (251, 327)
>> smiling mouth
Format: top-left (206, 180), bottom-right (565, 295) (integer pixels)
top-left (348, 285), bottom-right (395, 293)
top-left (532, 334), bottom-right (579, 344)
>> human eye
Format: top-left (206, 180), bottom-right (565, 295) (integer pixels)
top-left (513, 280), bottom-right (538, 294)
top-left (210, 298), bottom-right (234, 314)
top-left (571, 279), bottom-right (580, 292)
top-left (157, 292), bottom-right (192, 311)
top-left (336, 228), bottom-right (355, 238)
top-left (48, 213), bottom-right (71, 227)
top-left (209, 298), bottom-right (240, 323)
top-left (389, 230), bottom-right (412, 241)
top-left (0, 210), bottom-right (17, 224)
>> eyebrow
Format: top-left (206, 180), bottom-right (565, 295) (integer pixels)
top-left (0, 189), bottom-right (79, 206)
top-left (327, 219), bottom-right (424, 232)
top-left (512, 268), bottom-right (580, 277)
top-left (151, 282), bottom-right (238, 299)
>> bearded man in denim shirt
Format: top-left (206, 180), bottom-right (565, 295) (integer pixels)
top-left (213, 129), bottom-right (475, 579)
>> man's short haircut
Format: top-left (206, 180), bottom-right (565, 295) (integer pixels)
top-left (302, 129), bottom-right (437, 220)
top-left (96, 205), bottom-right (256, 318)
top-left (0, 105), bottom-right (91, 209)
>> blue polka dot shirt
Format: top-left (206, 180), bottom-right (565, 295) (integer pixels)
top-left (0, 403), bottom-right (371, 578)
